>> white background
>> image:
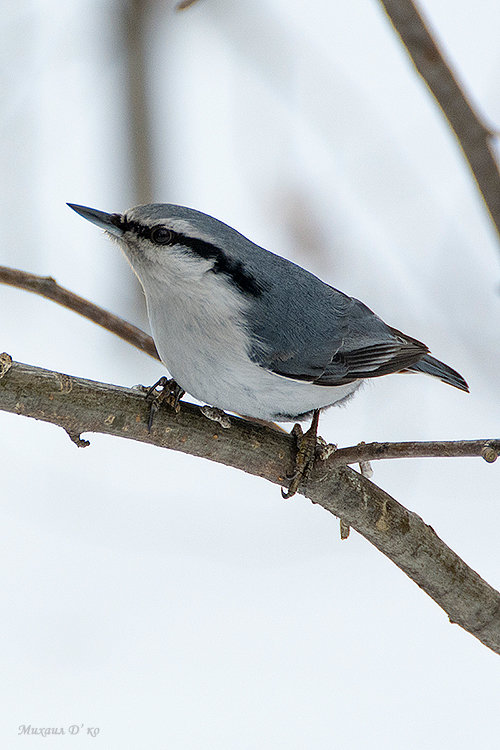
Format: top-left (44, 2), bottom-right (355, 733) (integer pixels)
top-left (1, 0), bottom-right (500, 747)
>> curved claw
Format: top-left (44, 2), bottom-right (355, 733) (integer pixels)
top-left (145, 377), bottom-right (185, 431)
top-left (281, 477), bottom-right (300, 499)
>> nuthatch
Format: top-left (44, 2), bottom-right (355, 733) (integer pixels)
top-left (68, 203), bottom-right (468, 496)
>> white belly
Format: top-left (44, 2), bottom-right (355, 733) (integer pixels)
top-left (159, 341), bottom-right (359, 421)
top-left (157, 345), bottom-right (360, 421)
top-left (142, 268), bottom-right (360, 421)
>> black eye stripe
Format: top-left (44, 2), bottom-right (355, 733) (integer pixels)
top-left (116, 217), bottom-right (155, 239)
top-left (119, 217), bottom-right (265, 297)
top-left (119, 219), bottom-right (178, 245)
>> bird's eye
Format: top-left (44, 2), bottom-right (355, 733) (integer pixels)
top-left (151, 226), bottom-right (174, 245)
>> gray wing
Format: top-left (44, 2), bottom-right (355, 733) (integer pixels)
top-left (307, 323), bottom-right (429, 385)
top-left (248, 268), bottom-right (428, 386)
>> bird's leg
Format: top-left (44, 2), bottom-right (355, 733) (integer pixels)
top-left (281, 408), bottom-right (321, 499)
top-left (145, 376), bottom-right (185, 431)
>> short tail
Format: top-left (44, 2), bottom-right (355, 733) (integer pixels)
top-left (407, 354), bottom-right (469, 392)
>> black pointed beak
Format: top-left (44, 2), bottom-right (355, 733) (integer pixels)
top-left (67, 203), bottom-right (124, 237)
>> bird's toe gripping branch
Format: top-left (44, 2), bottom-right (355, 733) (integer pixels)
top-left (281, 408), bottom-right (321, 499)
top-left (145, 376), bottom-right (185, 431)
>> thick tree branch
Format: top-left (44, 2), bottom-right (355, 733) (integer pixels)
top-left (378, 0), bottom-right (500, 244)
top-left (0, 355), bottom-right (499, 655)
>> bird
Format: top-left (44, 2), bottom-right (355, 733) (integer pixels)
top-left (68, 202), bottom-right (469, 496)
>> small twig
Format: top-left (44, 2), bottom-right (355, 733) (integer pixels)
top-left (378, 0), bottom-right (500, 245)
top-left (66, 429), bottom-right (91, 448)
top-left (339, 519), bottom-right (351, 540)
top-left (0, 265), bottom-right (159, 360)
top-left (326, 439), bottom-right (500, 467)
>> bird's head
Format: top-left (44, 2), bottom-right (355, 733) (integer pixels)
top-left (67, 202), bottom-right (265, 298)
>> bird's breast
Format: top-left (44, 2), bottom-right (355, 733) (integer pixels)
top-left (144, 274), bottom-right (258, 405)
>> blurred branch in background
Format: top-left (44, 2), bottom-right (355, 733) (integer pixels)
top-left (119, 0), bottom-right (159, 327)
top-left (123, 0), bottom-right (155, 205)
top-left (0, 354), bottom-right (499, 656)
top-left (379, 0), bottom-right (500, 248)
top-left (176, 0), bottom-right (202, 10)
top-left (0, 266), bottom-right (159, 360)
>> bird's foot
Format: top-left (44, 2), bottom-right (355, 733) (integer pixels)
top-left (144, 376), bottom-right (185, 431)
top-left (200, 404), bottom-right (231, 430)
top-left (200, 405), bottom-right (231, 429)
top-left (281, 409), bottom-right (321, 499)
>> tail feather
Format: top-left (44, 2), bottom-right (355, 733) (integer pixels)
top-left (407, 354), bottom-right (469, 392)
